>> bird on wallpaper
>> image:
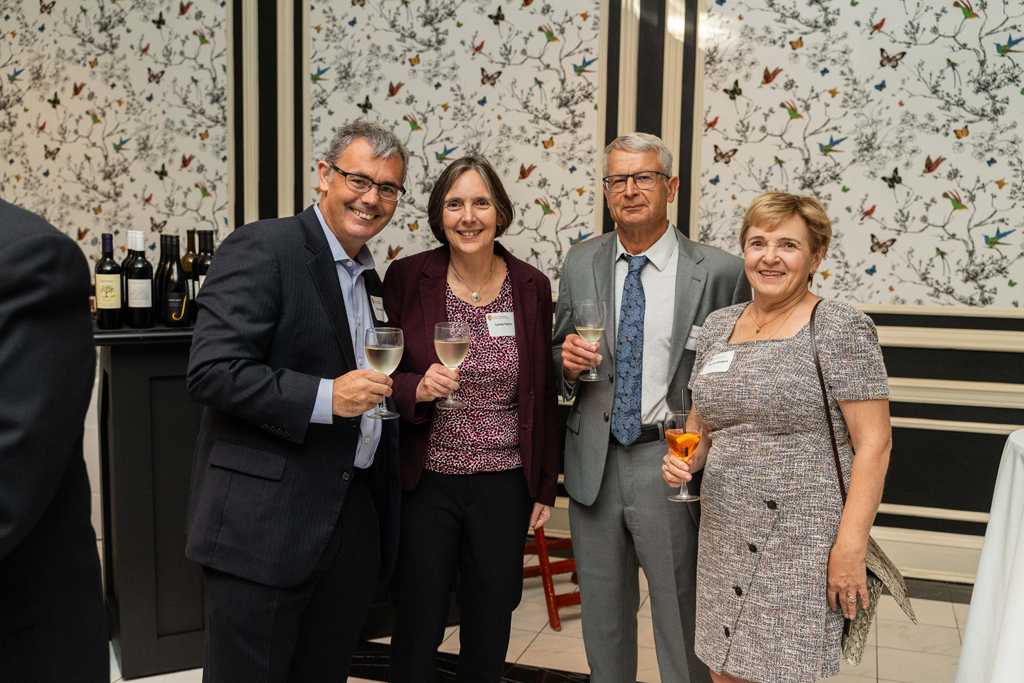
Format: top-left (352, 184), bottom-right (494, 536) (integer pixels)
top-left (435, 145), bottom-right (458, 163)
top-left (402, 114), bottom-right (421, 131)
top-left (946, 59), bottom-right (962, 87)
top-left (529, 248), bottom-right (542, 270)
top-left (953, 0), bottom-right (978, 18)
top-left (518, 163), bottom-right (536, 181)
top-left (573, 56), bottom-right (598, 75)
top-left (86, 108), bottom-right (101, 124)
top-left (388, 81), bottom-right (404, 97)
top-left (861, 205), bottom-right (876, 220)
top-left (152, 11), bottom-right (165, 29)
top-left (984, 228), bottom-right (1015, 247)
top-left (535, 197), bottom-right (555, 215)
top-left (995, 34), bottom-right (1024, 57)
top-left (760, 67), bottom-right (782, 86)
top-left (473, 41), bottom-right (485, 55)
top-left (569, 229), bottom-right (592, 245)
top-left (37, 121), bottom-right (46, 133)
top-left (538, 24), bottom-right (558, 42)
top-left (936, 247), bottom-right (950, 275)
top-left (922, 155), bottom-right (946, 175)
top-left (141, 43), bottom-right (150, 55)
top-left (818, 134), bottom-right (847, 155)
top-left (774, 156), bottom-right (787, 184)
top-left (942, 189), bottom-right (967, 211)
top-left (705, 116), bottom-right (719, 132)
top-left (195, 181), bottom-right (211, 198)
top-left (143, 193), bottom-right (153, 205)
top-left (180, 1), bottom-right (193, 15)
top-left (311, 66), bottom-right (329, 84)
top-left (155, 163), bottom-right (169, 180)
top-left (113, 137), bottom-right (130, 153)
top-left (73, 82), bottom-right (86, 96)
top-left (522, 0), bottom-right (535, 7)
top-left (779, 99), bottom-right (802, 119)
top-left (534, 77), bottom-right (547, 100)
top-left (724, 80), bottom-right (742, 100)
top-left (182, 154), bottom-right (195, 168)
top-left (357, 95), bottom-right (372, 113)
top-left (6, 67), bottom-right (24, 83)
top-left (870, 18), bottom-right (885, 34)
top-left (194, 29), bottom-right (209, 45)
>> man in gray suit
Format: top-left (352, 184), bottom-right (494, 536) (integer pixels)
top-left (553, 132), bottom-right (750, 683)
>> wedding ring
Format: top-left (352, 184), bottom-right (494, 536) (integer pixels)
top-left (847, 595), bottom-right (857, 603)
top-left (663, 464), bottom-right (668, 471)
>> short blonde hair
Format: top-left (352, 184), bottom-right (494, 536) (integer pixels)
top-left (740, 193), bottom-right (832, 256)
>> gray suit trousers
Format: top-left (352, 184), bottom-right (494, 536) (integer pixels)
top-left (569, 440), bottom-right (710, 683)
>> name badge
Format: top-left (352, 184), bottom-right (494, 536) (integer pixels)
top-left (685, 324), bottom-right (702, 351)
top-left (700, 349), bottom-right (735, 375)
top-left (486, 311), bottom-right (515, 337)
top-left (370, 295), bottom-right (388, 323)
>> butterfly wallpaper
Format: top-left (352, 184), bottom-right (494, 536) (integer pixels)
top-left (310, 0), bottom-right (601, 280)
top-left (699, 0), bottom-right (1023, 307)
top-left (0, 0), bottom-right (229, 266)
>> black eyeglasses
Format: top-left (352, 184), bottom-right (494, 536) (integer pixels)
top-left (602, 171), bottom-right (669, 193)
top-left (330, 164), bottom-right (406, 202)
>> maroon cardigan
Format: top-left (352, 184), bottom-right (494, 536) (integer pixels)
top-left (381, 242), bottom-right (559, 506)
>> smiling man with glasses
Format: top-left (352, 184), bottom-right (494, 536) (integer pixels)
top-left (553, 132), bottom-right (751, 683)
top-left (185, 119), bottom-right (408, 683)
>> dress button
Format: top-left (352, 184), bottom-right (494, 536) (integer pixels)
top-left (748, 543), bottom-right (757, 553)
top-left (283, 431), bottom-right (289, 437)
top-left (766, 500), bottom-right (778, 510)
top-left (724, 626), bottom-right (730, 637)
top-left (734, 586), bottom-right (743, 596)
top-left (603, 412), bottom-right (609, 422)
top-left (342, 471), bottom-right (351, 481)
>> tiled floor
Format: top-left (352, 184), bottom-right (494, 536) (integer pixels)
top-left (108, 558), bottom-right (966, 682)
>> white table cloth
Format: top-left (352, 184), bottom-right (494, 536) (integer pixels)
top-left (955, 429), bottom-right (1024, 683)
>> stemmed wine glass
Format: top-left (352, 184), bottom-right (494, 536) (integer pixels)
top-left (665, 410), bottom-right (701, 502)
top-left (434, 321), bottom-right (472, 410)
top-left (364, 327), bottom-right (404, 420)
top-left (573, 299), bottom-right (606, 382)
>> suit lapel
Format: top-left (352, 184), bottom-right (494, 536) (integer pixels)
top-left (665, 227), bottom-right (707, 383)
top-left (418, 248), bottom-right (449, 365)
top-left (364, 269), bottom-right (385, 326)
top-left (500, 244), bottom-right (534, 402)
top-left (301, 206), bottom-right (358, 371)
top-left (593, 236), bottom-right (618, 364)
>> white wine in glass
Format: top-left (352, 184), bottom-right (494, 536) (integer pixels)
top-left (434, 321), bottom-right (472, 410)
top-left (573, 299), bottom-right (606, 382)
top-left (365, 326), bottom-right (403, 420)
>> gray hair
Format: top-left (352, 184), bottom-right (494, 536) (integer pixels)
top-left (324, 119), bottom-right (410, 184)
top-left (601, 132), bottom-right (674, 177)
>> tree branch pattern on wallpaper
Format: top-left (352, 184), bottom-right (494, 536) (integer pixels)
top-left (0, 0), bottom-right (228, 266)
top-left (310, 0), bottom-right (600, 280)
top-left (700, 0), bottom-right (1023, 307)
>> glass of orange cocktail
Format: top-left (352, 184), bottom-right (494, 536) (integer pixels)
top-left (665, 410), bottom-right (700, 502)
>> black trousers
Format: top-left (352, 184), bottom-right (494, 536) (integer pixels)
top-left (389, 468), bottom-right (534, 683)
top-left (201, 469), bottom-right (380, 683)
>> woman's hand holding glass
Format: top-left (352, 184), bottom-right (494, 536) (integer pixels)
top-left (415, 364), bottom-right (460, 403)
top-left (662, 414), bottom-right (711, 488)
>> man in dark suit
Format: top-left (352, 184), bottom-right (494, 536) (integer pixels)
top-left (186, 120), bottom-right (408, 682)
top-left (0, 200), bottom-right (107, 682)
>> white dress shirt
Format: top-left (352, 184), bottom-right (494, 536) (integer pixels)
top-left (613, 225), bottom-right (678, 424)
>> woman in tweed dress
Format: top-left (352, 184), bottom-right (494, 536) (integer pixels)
top-left (662, 193), bottom-right (892, 683)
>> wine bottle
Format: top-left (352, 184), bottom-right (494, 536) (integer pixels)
top-left (120, 231), bottom-right (136, 316)
top-left (163, 235), bottom-right (191, 327)
top-left (127, 232), bottom-right (154, 329)
top-left (153, 235), bottom-right (169, 321)
top-left (95, 233), bottom-right (122, 329)
top-left (182, 229), bottom-right (198, 323)
top-left (195, 230), bottom-right (215, 293)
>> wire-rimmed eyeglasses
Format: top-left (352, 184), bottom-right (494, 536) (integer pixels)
top-left (602, 171), bottom-right (669, 193)
top-left (330, 164), bottom-right (406, 202)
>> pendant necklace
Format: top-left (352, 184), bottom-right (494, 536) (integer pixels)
top-left (450, 257), bottom-right (494, 303)
top-left (751, 293), bottom-right (806, 334)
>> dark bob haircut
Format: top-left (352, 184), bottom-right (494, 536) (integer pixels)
top-left (427, 155), bottom-right (515, 245)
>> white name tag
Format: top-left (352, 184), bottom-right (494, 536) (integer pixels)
top-left (700, 349), bottom-right (735, 375)
top-left (486, 311), bottom-right (515, 337)
top-left (685, 324), bottom-right (702, 351)
top-left (370, 295), bottom-right (388, 323)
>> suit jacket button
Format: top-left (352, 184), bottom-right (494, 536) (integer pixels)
top-left (734, 586), bottom-right (743, 596)
top-left (263, 424), bottom-right (269, 430)
top-left (283, 431), bottom-right (289, 437)
top-left (603, 412), bottom-right (609, 422)
top-left (342, 471), bottom-right (351, 481)
top-left (608, 375), bottom-right (613, 382)
top-left (766, 500), bottom-right (778, 510)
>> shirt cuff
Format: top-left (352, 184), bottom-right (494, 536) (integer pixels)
top-left (310, 378), bottom-right (334, 424)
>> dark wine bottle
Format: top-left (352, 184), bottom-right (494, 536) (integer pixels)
top-left (153, 235), bottom-right (169, 322)
top-left (120, 231), bottom-right (136, 316)
top-left (163, 235), bottom-right (190, 327)
top-left (195, 230), bottom-right (215, 293)
top-left (127, 232), bottom-right (154, 329)
top-left (182, 229), bottom-right (198, 323)
top-left (95, 233), bottom-right (122, 329)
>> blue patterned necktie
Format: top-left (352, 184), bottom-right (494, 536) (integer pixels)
top-left (610, 254), bottom-right (648, 447)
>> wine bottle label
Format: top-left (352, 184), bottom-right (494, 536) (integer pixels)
top-left (199, 274), bottom-right (207, 290)
top-left (165, 293), bottom-right (187, 322)
top-left (96, 274), bottom-right (121, 309)
top-left (128, 279), bottom-right (153, 308)
top-left (187, 279), bottom-right (195, 299)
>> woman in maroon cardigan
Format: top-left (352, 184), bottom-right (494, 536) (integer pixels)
top-left (382, 156), bottom-right (559, 681)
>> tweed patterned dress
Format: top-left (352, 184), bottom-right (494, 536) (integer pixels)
top-left (688, 298), bottom-right (889, 683)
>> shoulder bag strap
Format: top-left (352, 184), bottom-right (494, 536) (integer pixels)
top-left (809, 299), bottom-right (848, 503)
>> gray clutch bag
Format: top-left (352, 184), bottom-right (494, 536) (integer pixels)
top-left (809, 301), bottom-right (917, 666)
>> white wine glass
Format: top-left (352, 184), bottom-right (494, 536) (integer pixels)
top-left (434, 321), bottom-right (472, 410)
top-left (573, 299), bottom-right (606, 382)
top-left (665, 410), bottom-right (701, 502)
top-left (365, 326), bottom-right (404, 420)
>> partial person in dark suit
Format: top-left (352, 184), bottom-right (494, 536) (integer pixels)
top-left (382, 156), bottom-right (560, 682)
top-left (0, 199), bottom-right (107, 683)
top-left (185, 120), bottom-right (408, 682)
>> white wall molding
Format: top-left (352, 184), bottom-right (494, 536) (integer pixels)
top-left (688, 0), bottom-right (706, 236)
top-left (876, 326), bottom-right (1024, 353)
top-left (242, 0), bottom-right (260, 225)
top-left (276, 0), bottom-right (295, 218)
top-left (661, 0), bottom-right (686, 227)
top-left (616, 0), bottom-right (640, 136)
top-left (857, 304), bottom-right (1024, 319)
top-left (871, 526), bottom-right (983, 584)
top-left (595, 0), bottom-right (610, 236)
top-left (889, 377), bottom-right (1024, 410)
top-left (876, 503), bottom-right (989, 524)
top-left (891, 416), bottom-right (1022, 435)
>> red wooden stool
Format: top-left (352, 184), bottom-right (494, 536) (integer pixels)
top-left (523, 526), bottom-right (580, 631)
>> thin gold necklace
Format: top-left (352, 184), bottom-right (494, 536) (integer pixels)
top-left (750, 293), bottom-right (805, 334)
top-left (764, 296), bottom-right (804, 338)
top-left (450, 256), bottom-right (495, 303)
